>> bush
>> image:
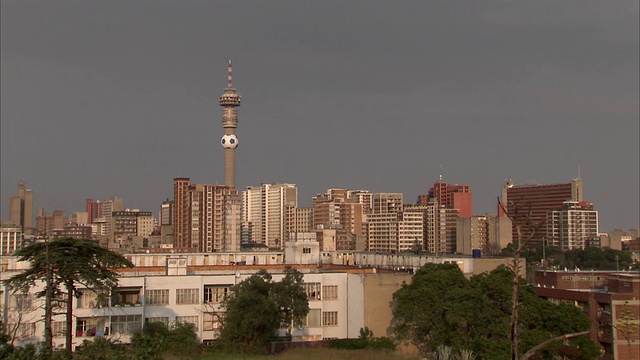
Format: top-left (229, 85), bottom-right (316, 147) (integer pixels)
top-left (75, 337), bottom-right (128, 360)
top-left (327, 327), bottom-right (396, 352)
top-left (131, 321), bottom-right (199, 360)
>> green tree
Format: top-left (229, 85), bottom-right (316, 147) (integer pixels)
top-left (220, 270), bottom-right (278, 352)
top-left (271, 267), bottom-right (309, 335)
top-left (219, 268), bottom-right (309, 353)
top-left (131, 321), bottom-right (199, 360)
top-left (74, 337), bottom-right (129, 360)
top-left (558, 247), bottom-right (633, 270)
top-left (392, 264), bottom-right (599, 359)
top-left (392, 263), bottom-right (475, 354)
top-left (3, 237), bottom-right (133, 355)
top-left (614, 301), bottom-right (638, 359)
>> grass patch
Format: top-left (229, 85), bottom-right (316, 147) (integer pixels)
top-left (198, 347), bottom-right (421, 360)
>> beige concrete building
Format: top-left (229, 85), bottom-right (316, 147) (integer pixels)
top-left (171, 178), bottom-right (240, 252)
top-left (372, 193), bottom-right (403, 214)
top-left (312, 189), bottom-right (365, 237)
top-left (456, 214), bottom-right (512, 256)
top-left (0, 223), bottom-right (22, 255)
top-left (1, 248), bottom-right (512, 351)
top-left (101, 198), bottom-right (125, 239)
top-left (547, 201), bottom-right (599, 250)
top-left (242, 183), bottom-right (298, 249)
top-left (7, 182), bottom-right (33, 234)
top-left (69, 212), bottom-right (89, 225)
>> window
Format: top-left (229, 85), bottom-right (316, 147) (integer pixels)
top-left (176, 316), bottom-right (199, 331)
top-left (111, 315), bottom-right (142, 334)
top-left (52, 321), bottom-right (67, 337)
top-left (305, 309), bottom-right (321, 327)
top-left (203, 312), bottom-right (225, 331)
top-left (145, 289), bottom-right (169, 305)
top-left (303, 248), bottom-right (311, 254)
top-left (111, 288), bottom-right (141, 306)
top-left (77, 290), bottom-right (102, 309)
top-left (322, 311), bottom-right (338, 326)
top-left (204, 285), bottom-right (231, 303)
top-left (76, 317), bottom-right (107, 337)
top-left (10, 293), bottom-right (33, 311)
top-left (145, 317), bottom-right (169, 327)
top-left (322, 285), bottom-right (338, 300)
top-left (302, 283), bottom-right (321, 300)
top-left (10, 323), bottom-right (35, 340)
top-left (176, 289), bottom-right (199, 304)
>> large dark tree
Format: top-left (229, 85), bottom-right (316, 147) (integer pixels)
top-left (392, 264), bottom-right (600, 359)
top-left (3, 237), bottom-right (133, 355)
top-left (392, 263), bottom-right (475, 354)
top-left (220, 267), bottom-right (308, 352)
top-left (271, 266), bottom-right (309, 335)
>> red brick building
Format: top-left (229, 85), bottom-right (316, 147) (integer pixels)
top-left (499, 178), bottom-right (584, 244)
top-left (418, 181), bottom-right (473, 217)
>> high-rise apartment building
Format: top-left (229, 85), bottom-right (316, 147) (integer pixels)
top-left (456, 214), bottom-right (512, 255)
top-left (312, 189), bottom-right (365, 236)
top-left (7, 182), bottom-right (34, 233)
top-left (86, 199), bottom-right (104, 224)
top-left (242, 183), bottom-right (298, 248)
top-left (547, 201), bottom-right (599, 250)
top-left (160, 200), bottom-right (173, 226)
top-left (365, 193), bottom-right (425, 252)
top-left (52, 225), bottom-right (92, 240)
top-left (372, 193), bottom-right (403, 214)
top-left (417, 181), bottom-right (473, 217)
top-left (173, 178), bottom-right (191, 249)
top-left (287, 207), bottom-right (313, 235)
top-left (36, 209), bottom-right (67, 236)
top-left (69, 212), bottom-right (89, 225)
top-left (366, 208), bottom-right (424, 253)
top-left (416, 181), bottom-right (473, 253)
top-left (499, 178), bottom-right (585, 244)
top-left (171, 178), bottom-right (240, 252)
top-left (112, 210), bottom-right (154, 239)
top-left (98, 198), bottom-right (125, 239)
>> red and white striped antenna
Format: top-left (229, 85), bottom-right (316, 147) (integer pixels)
top-left (227, 60), bottom-right (233, 88)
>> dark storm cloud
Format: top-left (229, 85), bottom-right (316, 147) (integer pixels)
top-left (1, 0), bottom-right (638, 231)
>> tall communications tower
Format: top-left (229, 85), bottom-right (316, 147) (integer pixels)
top-left (219, 60), bottom-right (241, 188)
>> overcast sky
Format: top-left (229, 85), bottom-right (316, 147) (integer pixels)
top-left (1, 0), bottom-right (638, 232)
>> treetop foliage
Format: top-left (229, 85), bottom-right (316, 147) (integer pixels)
top-left (392, 264), bottom-right (600, 359)
top-left (219, 267), bottom-right (309, 353)
top-left (500, 243), bottom-right (635, 271)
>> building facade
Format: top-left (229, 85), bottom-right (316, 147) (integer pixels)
top-left (8, 182), bottom-right (34, 234)
top-left (547, 201), bottom-right (599, 250)
top-left (0, 249), bottom-right (511, 351)
top-left (534, 270), bottom-right (640, 360)
top-left (242, 183), bottom-right (298, 249)
top-left (499, 178), bottom-right (585, 244)
top-left (171, 179), bottom-right (241, 252)
top-left (0, 224), bottom-right (22, 256)
top-left (456, 214), bottom-right (512, 256)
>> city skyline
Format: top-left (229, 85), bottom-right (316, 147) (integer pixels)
top-left (1, 1), bottom-right (638, 232)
